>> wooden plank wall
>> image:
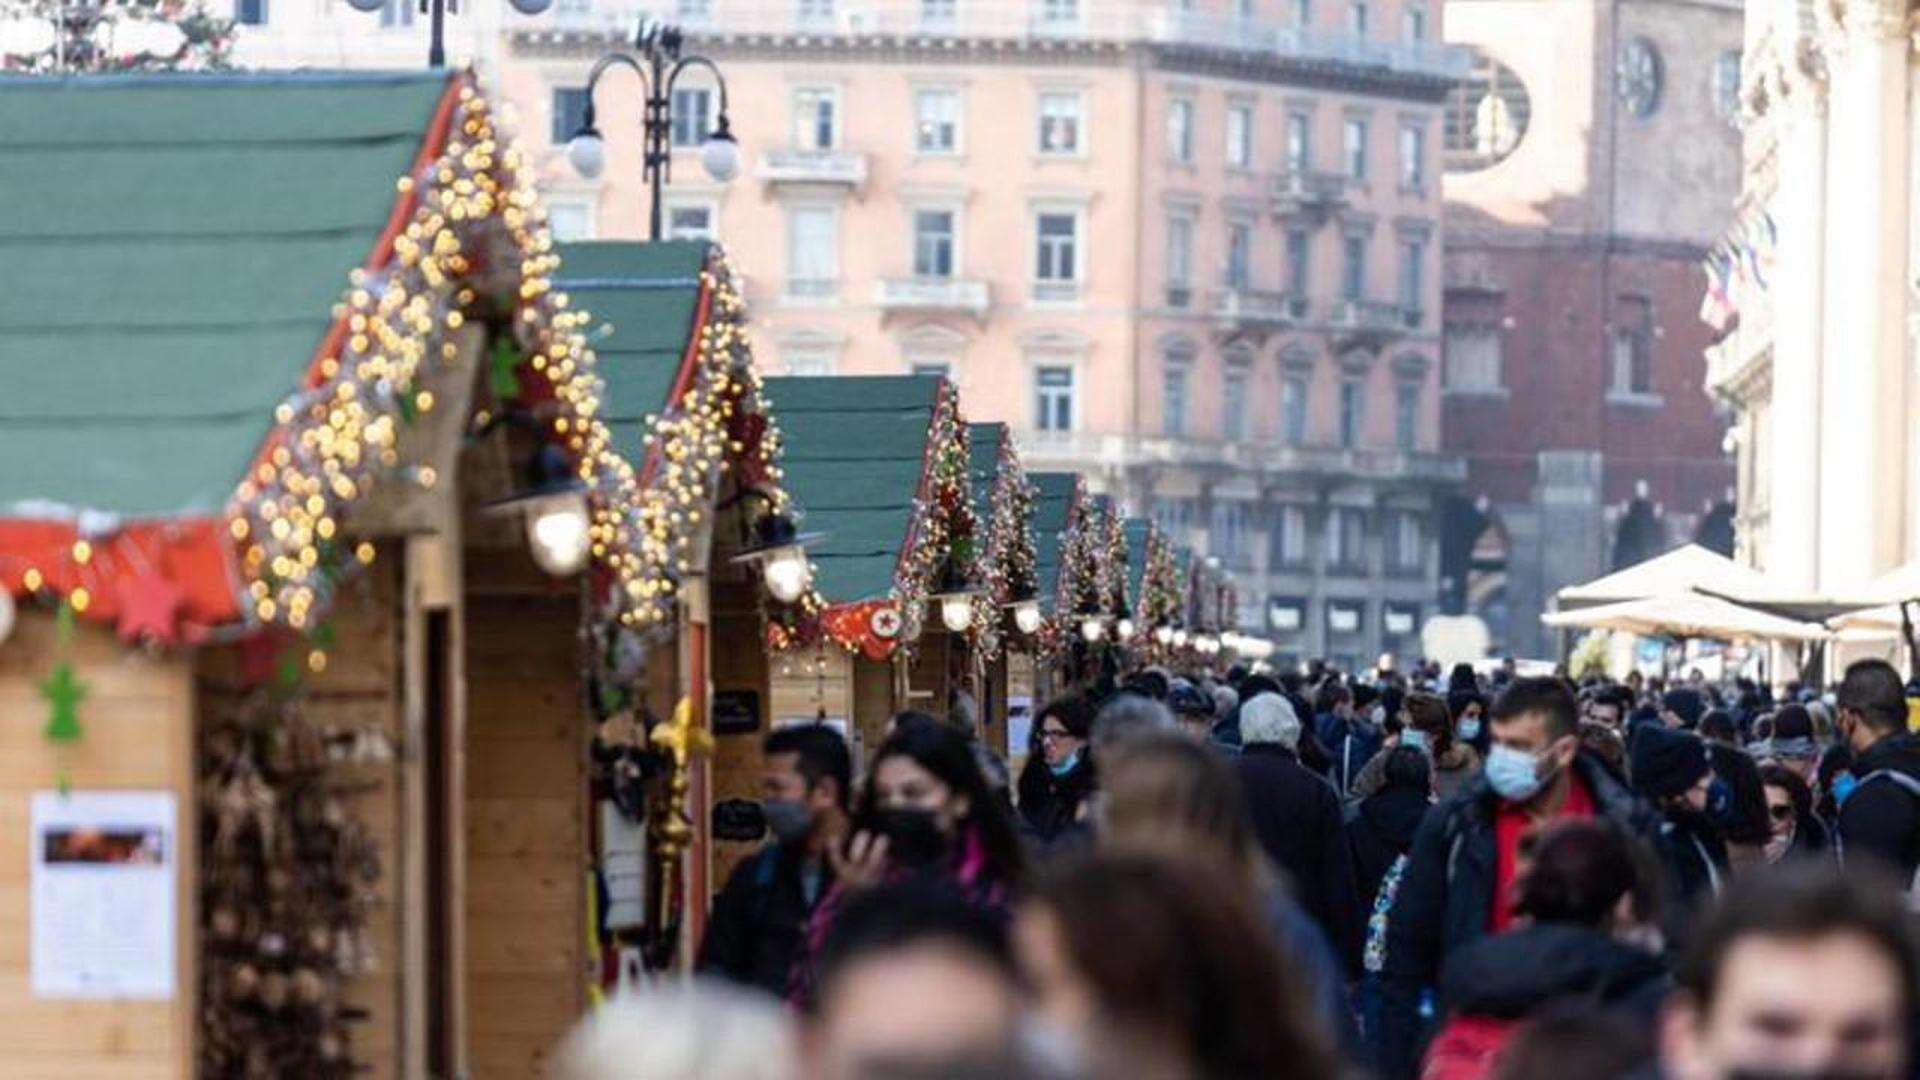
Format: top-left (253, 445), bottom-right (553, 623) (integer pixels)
top-left (461, 547), bottom-right (585, 1079)
top-left (196, 554), bottom-right (408, 1079)
top-left (707, 579), bottom-right (771, 899)
top-left (0, 610), bottom-right (195, 1080)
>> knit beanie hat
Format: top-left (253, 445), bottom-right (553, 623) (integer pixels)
top-left (1630, 725), bottom-right (1711, 801)
top-left (1662, 687), bottom-right (1706, 729)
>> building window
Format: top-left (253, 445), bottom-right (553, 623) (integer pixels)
top-left (551, 87), bottom-right (589, 145)
top-left (1286, 112), bottom-right (1310, 172)
top-left (793, 87), bottom-right (836, 150)
top-left (1223, 364), bottom-right (1249, 441)
top-left (786, 206), bottom-right (837, 298)
top-left (1166, 216), bottom-right (1194, 307)
top-left (1282, 375), bottom-right (1309, 445)
top-left (1394, 380), bottom-right (1419, 450)
top-left (1292, 0), bottom-right (1310, 24)
top-left (1399, 238), bottom-right (1425, 313)
top-left (664, 202), bottom-right (714, 241)
top-left (1402, 4), bottom-right (1425, 40)
top-left (1348, 1), bottom-right (1367, 36)
top-left (1285, 228), bottom-right (1310, 296)
top-left (911, 209), bottom-right (956, 279)
top-left (1168, 99), bottom-right (1194, 163)
top-left (1327, 507), bottom-right (1367, 572)
top-left (1212, 500), bottom-right (1255, 571)
top-left (1271, 505), bottom-right (1309, 568)
top-left (1038, 92), bottom-right (1083, 154)
top-left (671, 87), bottom-right (713, 148)
top-left (1226, 104), bottom-right (1252, 168)
top-left (1343, 117), bottom-right (1368, 179)
top-left (1384, 511), bottom-right (1424, 573)
top-left (1611, 298), bottom-right (1654, 395)
top-left (378, 0), bottom-right (411, 28)
top-left (1400, 124), bottom-right (1424, 189)
top-left (1162, 359), bottom-right (1190, 437)
top-left (1035, 366), bottom-right (1074, 431)
top-left (920, 0), bottom-right (957, 26)
top-left (1444, 50), bottom-right (1532, 172)
top-left (1035, 212), bottom-right (1080, 298)
top-left (1341, 233), bottom-right (1367, 300)
top-left (1713, 50), bottom-right (1742, 122)
top-left (1225, 223), bottom-right (1252, 289)
top-left (1338, 377), bottom-right (1363, 447)
top-left (674, 0), bottom-right (711, 21)
top-left (797, 0), bottom-right (834, 26)
top-left (1153, 497), bottom-right (1197, 533)
top-left (548, 201), bottom-right (593, 241)
top-left (1040, 0), bottom-right (1079, 23)
top-left (1444, 325), bottom-right (1503, 391)
top-left (784, 348), bottom-right (836, 376)
top-left (236, 0), bottom-right (268, 25)
top-left (910, 361), bottom-right (952, 379)
top-left (915, 89), bottom-right (960, 152)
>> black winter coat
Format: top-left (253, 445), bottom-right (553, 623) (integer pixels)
top-left (1347, 786), bottom-right (1429, 911)
top-left (1017, 753), bottom-right (1096, 846)
top-left (696, 841), bottom-right (830, 996)
top-left (1237, 744), bottom-right (1364, 970)
top-left (1438, 923), bottom-right (1670, 1029)
top-left (1839, 732), bottom-right (1920, 883)
top-left (1378, 753), bottom-right (1663, 1079)
top-left (1707, 742), bottom-right (1773, 847)
top-left (1657, 807), bottom-right (1729, 930)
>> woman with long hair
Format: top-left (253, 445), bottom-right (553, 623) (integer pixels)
top-left (1014, 695), bottom-right (1096, 846)
top-left (786, 718), bottom-right (1026, 1007)
top-left (1017, 851), bottom-right (1340, 1080)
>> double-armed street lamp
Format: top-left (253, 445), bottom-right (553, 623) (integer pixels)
top-left (566, 20), bottom-right (740, 241)
top-left (345, 0), bottom-right (550, 69)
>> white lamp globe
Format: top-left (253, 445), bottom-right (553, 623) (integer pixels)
top-left (1172, 628), bottom-right (1190, 648)
top-left (1012, 599), bottom-right (1043, 636)
top-left (1154, 625), bottom-right (1173, 646)
top-left (567, 130), bottom-right (607, 179)
top-left (1116, 617), bottom-right (1136, 640)
top-left (1079, 617), bottom-right (1104, 643)
top-left (762, 547), bottom-right (810, 604)
top-left (527, 495), bottom-right (591, 577)
top-left (507, 0), bottom-right (553, 13)
top-left (701, 131), bottom-right (741, 182)
top-left (939, 594), bottom-right (973, 633)
top-left (344, 0), bottom-right (385, 12)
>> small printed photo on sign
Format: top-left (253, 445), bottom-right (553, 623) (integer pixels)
top-left (42, 826), bottom-right (167, 866)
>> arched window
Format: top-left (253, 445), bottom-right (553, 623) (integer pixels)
top-left (1443, 49), bottom-right (1531, 172)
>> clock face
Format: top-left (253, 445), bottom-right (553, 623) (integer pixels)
top-left (1617, 37), bottom-right (1662, 117)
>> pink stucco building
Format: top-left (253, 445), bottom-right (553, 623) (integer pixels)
top-left (502, 0), bottom-right (1466, 666)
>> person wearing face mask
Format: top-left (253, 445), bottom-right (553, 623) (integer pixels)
top-left (1833, 659), bottom-right (1920, 891)
top-left (787, 720), bottom-right (1027, 1007)
top-left (698, 724), bottom-right (852, 995)
top-left (1378, 677), bottom-right (1664, 1079)
top-left (1450, 690), bottom-right (1491, 758)
top-left (1758, 763), bottom-right (1831, 866)
top-left (1629, 725), bottom-right (1730, 940)
top-left (1015, 696), bottom-right (1096, 847)
top-left (1354, 692), bottom-right (1481, 800)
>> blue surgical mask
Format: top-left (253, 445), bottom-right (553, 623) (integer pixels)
top-left (1485, 743), bottom-right (1544, 802)
top-left (1833, 772), bottom-right (1860, 807)
top-left (1458, 718), bottom-right (1482, 742)
top-left (1707, 778), bottom-right (1732, 819)
top-left (1401, 728), bottom-right (1428, 751)
top-left (1050, 749), bottom-right (1081, 778)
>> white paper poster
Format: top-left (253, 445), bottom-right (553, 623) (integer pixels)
top-left (1006, 696), bottom-right (1035, 757)
top-left (30, 790), bottom-right (176, 999)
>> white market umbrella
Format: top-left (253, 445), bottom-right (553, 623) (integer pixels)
top-left (1541, 591), bottom-right (1829, 643)
top-left (1556, 544), bottom-right (1793, 607)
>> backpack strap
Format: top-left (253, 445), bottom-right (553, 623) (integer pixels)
top-left (1861, 769), bottom-right (1920, 800)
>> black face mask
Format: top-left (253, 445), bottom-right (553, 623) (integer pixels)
top-left (862, 807), bottom-right (950, 871)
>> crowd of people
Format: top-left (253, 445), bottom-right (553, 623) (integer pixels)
top-left (560, 654), bottom-right (1920, 1080)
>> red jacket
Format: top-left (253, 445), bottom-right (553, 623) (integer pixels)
top-left (1420, 1014), bottom-right (1519, 1080)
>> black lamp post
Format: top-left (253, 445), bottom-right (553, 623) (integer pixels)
top-left (566, 20), bottom-right (740, 241)
top-left (345, 0), bottom-right (549, 70)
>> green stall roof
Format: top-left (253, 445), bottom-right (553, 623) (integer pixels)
top-left (1124, 519), bottom-right (1153, 606)
top-left (763, 375), bottom-right (944, 603)
top-left (553, 240), bottom-right (710, 462)
top-left (966, 423), bottom-right (1006, 532)
top-left (1029, 472), bottom-right (1078, 612)
top-left (0, 71), bottom-right (455, 518)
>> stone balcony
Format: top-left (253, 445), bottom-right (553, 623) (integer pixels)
top-left (755, 148), bottom-right (868, 191)
top-left (1328, 297), bottom-right (1409, 345)
top-left (1270, 168), bottom-right (1351, 220)
top-left (875, 277), bottom-right (991, 319)
top-left (1211, 288), bottom-right (1306, 337)
top-left (1020, 429), bottom-right (1466, 487)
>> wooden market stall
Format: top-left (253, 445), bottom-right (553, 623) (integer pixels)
top-left (0, 72), bottom-right (802, 1080)
top-left (1022, 472), bottom-right (1081, 729)
top-left (757, 376), bottom-right (981, 773)
top-left (964, 424), bottom-right (1041, 757)
top-left (1121, 518), bottom-right (1187, 665)
top-left (1050, 492), bottom-right (1130, 691)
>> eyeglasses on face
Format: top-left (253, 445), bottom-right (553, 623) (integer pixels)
top-left (1767, 803), bottom-right (1795, 822)
top-left (1039, 728), bottom-right (1071, 742)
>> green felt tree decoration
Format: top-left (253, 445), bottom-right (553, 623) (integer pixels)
top-left (39, 661), bottom-right (86, 744)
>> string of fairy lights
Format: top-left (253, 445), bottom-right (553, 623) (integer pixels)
top-left (890, 381), bottom-right (975, 651)
top-left (969, 430), bottom-right (1037, 662)
top-left (226, 80), bottom-right (805, 637)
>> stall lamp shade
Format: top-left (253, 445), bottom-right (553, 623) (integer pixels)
top-left (1116, 617), bottom-right (1136, 640)
top-left (506, 0), bottom-right (553, 13)
top-left (1012, 599), bottom-right (1043, 636)
top-left (1080, 617), bottom-right (1104, 643)
top-left (344, 0), bottom-right (385, 12)
top-left (1196, 634), bottom-right (1219, 655)
top-left (702, 123), bottom-right (742, 182)
top-left (1172, 629), bottom-right (1190, 647)
top-left (568, 128), bottom-right (607, 180)
top-left (527, 493), bottom-right (592, 577)
top-left (761, 546), bottom-right (811, 604)
top-left (1154, 625), bottom-right (1174, 646)
top-left (0, 588), bottom-right (13, 648)
top-left (939, 593), bottom-right (974, 633)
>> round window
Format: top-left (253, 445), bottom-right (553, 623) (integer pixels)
top-left (1443, 50), bottom-right (1532, 173)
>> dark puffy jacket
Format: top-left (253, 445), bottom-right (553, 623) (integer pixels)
top-left (1657, 807), bottom-right (1729, 932)
top-left (1320, 714), bottom-right (1385, 795)
top-left (1839, 732), bottom-right (1920, 883)
top-left (1378, 753), bottom-right (1662, 1079)
top-left (1237, 744), bottom-right (1364, 969)
top-left (696, 841), bottom-right (831, 995)
top-left (1347, 785), bottom-right (1428, 911)
top-left (1017, 753), bottom-right (1095, 846)
top-left (1707, 741), bottom-right (1773, 847)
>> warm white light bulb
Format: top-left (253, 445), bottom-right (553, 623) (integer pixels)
top-left (1013, 599), bottom-right (1043, 635)
top-left (527, 495), bottom-right (590, 577)
top-left (1116, 617), bottom-right (1136, 640)
top-left (1172, 629), bottom-right (1190, 648)
top-left (763, 547), bottom-right (809, 604)
top-left (940, 594), bottom-right (973, 633)
top-left (1154, 625), bottom-right (1174, 645)
top-left (1080, 617), bottom-right (1104, 643)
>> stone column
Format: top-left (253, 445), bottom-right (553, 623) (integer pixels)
top-left (1524, 450), bottom-right (1606, 658)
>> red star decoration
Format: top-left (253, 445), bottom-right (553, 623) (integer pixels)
top-left (115, 574), bottom-right (184, 647)
top-left (237, 628), bottom-right (292, 686)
